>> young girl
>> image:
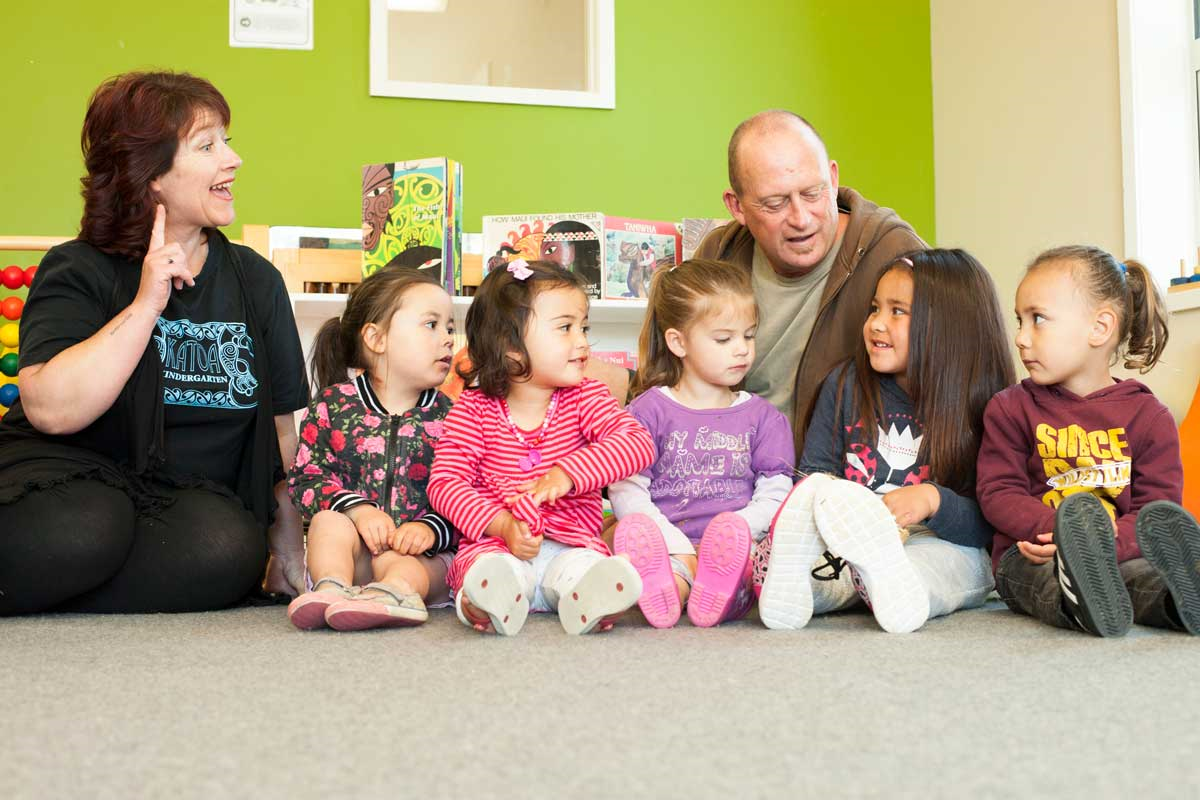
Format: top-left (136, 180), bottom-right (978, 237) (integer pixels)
top-left (757, 248), bottom-right (1013, 633)
top-left (286, 267), bottom-right (458, 631)
top-left (978, 245), bottom-right (1200, 637)
top-left (427, 259), bottom-right (655, 636)
top-left (608, 259), bottom-right (795, 628)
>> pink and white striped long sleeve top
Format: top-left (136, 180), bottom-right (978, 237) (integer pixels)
top-left (429, 378), bottom-right (654, 556)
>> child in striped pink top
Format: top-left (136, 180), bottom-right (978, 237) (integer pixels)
top-left (428, 259), bottom-right (655, 635)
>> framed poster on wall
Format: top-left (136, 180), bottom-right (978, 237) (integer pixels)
top-left (368, 0), bottom-right (615, 109)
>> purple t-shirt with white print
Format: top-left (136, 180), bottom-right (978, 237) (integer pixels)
top-left (627, 388), bottom-right (795, 544)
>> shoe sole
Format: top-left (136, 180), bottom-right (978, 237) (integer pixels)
top-left (815, 482), bottom-right (929, 634)
top-left (688, 513), bottom-right (751, 628)
top-left (1136, 500), bottom-right (1200, 635)
top-left (325, 600), bottom-right (427, 631)
top-left (558, 557), bottom-right (642, 635)
top-left (463, 555), bottom-right (530, 636)
top-left (759, 476), bottom-right (830, 630)
top-left (1055, 495), bottom-right (1132, 637)
top-left (287, 592), bottom-right (340, 630)
top-left (614, 514), bottom-right (681, 629)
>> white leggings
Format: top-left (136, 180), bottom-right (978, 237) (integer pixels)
top-left (495, 539), bottom-right (605, 613)
top-left (811, 528), bottom-right (994, 618)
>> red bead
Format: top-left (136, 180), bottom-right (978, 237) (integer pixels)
top-left (23, 265), bottom-right (37, 287)
top-left (0, 296), bottom-right (22, 321)
top-left (1, 266), bottom-right (23, 290)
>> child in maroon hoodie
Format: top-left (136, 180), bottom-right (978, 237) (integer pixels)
top-left (978, 245), bottom-right (1200, 637)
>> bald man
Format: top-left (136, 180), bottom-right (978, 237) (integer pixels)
top-left (694, 110), bottom-right (926, 447)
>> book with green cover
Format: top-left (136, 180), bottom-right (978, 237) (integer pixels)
top-left (361, 157), bottom-right (463, 293)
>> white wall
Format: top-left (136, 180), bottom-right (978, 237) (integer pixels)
top-left (931, 0), bottom-right (1200, 421)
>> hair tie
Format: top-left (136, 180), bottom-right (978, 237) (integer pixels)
top-left (506, 259), bottom-right (533, 281)
top-left (898, 256), bottom-right (914, 268)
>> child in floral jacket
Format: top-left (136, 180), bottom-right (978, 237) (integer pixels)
top-left (287, 267), bottom-right (458, 631)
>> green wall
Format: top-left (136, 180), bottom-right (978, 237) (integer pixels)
top-left (0, 0), bottom-right (934, 244)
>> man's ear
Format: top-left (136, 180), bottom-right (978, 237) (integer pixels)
top-left (664, 328), bottom-right (687, 359)
top-left (1089, 306), bottom-right (1119, 349)
top-left (723, 190), bottom-right (746, 227)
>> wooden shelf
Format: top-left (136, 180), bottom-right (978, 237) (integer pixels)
top-left (291, 292), bottom-right (648, 325)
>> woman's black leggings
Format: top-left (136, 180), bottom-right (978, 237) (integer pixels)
top-left (0, 478), bottom-right (265, 615)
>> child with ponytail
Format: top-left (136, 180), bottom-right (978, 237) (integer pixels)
top-left (609, 259), bottom-right (795, 628)
top-left (979, 246), bottom-right (1200, 638)
top-left (286, 267), bottom-right (458, 631)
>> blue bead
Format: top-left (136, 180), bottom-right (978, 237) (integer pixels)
top-left (0, 383), bottom-right (18, 407)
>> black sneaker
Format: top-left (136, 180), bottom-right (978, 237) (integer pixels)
top-left (1136, 500), bottom-right (1200, 635)
top-left (1054, 493), bottom-right (1133, 637)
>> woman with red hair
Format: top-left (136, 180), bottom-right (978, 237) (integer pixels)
top-left (0, 71), bottom-right (309, 614)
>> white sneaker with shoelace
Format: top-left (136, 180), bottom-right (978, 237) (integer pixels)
top-left (814, 480), bottom-right (929, 634)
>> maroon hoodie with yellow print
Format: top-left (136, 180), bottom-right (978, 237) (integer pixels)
top-left (977, 378), bottom-right (1182, 572)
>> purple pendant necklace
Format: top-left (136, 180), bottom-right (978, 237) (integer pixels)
top-left (504, 391), bottom-right (559, 472)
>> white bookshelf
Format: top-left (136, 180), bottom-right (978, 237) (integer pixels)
top-left (290, 292), bottom-right (646, 362)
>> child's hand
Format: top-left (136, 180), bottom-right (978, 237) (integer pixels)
top-left (346, 505), bottom-right (395, 556)
top-left (515, 466), bottom-right (574, 506)
top-left (392, 522), bottom-right (436, 556)
top-left (504, 519), bottom-right (542, 560)
top-left (1017, 532), bottom-right (1056, 565)
top-left (881, 484), bottom-right (940, 529)
top-left (485, 510), bottom-right (543, 560)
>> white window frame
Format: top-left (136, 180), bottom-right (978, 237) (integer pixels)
top-left (1193, 0), bottom-right (1200, 252)
top-left (368, 0), bottom-right (615, 109)
top-left (1118, 0), bottom-right (1200, 308)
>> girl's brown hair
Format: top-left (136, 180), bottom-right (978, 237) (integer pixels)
top-left (631, 259), bottom-right (756, 397)
top-left (458, 260), bottom-right (588, 398)
top-left (1028, 245), bottom-right (1169, 372)
top-left (816, 248), bottom-right (1015, 496)
top-left (309, 266), bottom-right (443, 393)
top-left (79, 71), bottom-right (231, 261)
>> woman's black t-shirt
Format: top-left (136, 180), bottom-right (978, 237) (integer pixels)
top-left (18, 237), bottom-right (307, 490)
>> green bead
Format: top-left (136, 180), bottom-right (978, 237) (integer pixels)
top-left (0, 352), bottom-right (17, 378)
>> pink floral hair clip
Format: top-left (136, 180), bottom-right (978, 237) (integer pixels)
top-left (507, 259), bottom-right (533, 280)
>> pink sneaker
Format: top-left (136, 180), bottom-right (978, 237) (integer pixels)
top-left (324, 582), bottom-right (428, 631)
top-left (287, 578), bottom-right (354, 630)
top-left (614, 514), bottom-right (681, 628)
top-left (688, 513), bottom-right (752, 627)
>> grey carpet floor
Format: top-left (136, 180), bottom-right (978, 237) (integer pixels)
top-left (3, 599), bottom-right (1199, 799)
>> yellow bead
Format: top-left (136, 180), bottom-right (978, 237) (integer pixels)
top-left (0, 324), bottom-right (16, 348)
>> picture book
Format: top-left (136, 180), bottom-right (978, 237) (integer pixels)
top-left (482, 212), bottom-right (604, 299)
top-left (681, 217), bottom-right (730, 261)
top-left (602, 217), bottom-right (681, 300)
top-left (361, 157), bottom-right (463, 293)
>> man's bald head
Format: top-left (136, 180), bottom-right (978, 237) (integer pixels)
top-left (727, 110), bottom-right (828, 197)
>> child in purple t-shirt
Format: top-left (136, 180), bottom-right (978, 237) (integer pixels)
top-left (610, 259), bottom-right (795, 628)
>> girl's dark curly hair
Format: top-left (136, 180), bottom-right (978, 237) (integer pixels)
top-left (79, 71), bottom-right (231, 261)
top-left (458, 260), bottom-right (588, 397)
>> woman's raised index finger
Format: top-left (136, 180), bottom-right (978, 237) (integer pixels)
top-left (149, 204), bottom-right (167, 250)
